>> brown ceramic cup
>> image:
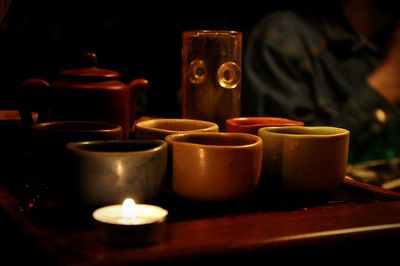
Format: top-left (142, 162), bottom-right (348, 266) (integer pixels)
top-left (226, 117), bottom-right (304, 135)
top-left (135, 118), bottom-right (219, 191)
top-left (166, 132), bottom-right (263, 202)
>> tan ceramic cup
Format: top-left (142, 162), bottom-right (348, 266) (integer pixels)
top-left (135, 118), bottom-right (218, 191)
top-left (166, 132), bottom-right (263, 201)
top-left (226, 116), bottom-right (304, 135)
top-left (258, 126), bottom-right (349, 193)
top-left (135, 118), bottom-right (219, 140)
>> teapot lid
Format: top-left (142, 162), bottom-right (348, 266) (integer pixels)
top-left (59, 53), bottom-right (120, 80)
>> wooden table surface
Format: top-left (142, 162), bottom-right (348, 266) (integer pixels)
top-left (1, 175), bottom-right (400, 265)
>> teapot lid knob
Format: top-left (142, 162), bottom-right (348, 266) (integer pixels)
top-left (82, 52), bottom-right (97, 67)
top-left (59, 52), bottom-right (120, 79)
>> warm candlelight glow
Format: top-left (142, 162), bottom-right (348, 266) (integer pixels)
top-left (121, 198), bottom-right (136, 219)
top-left (92, 198), bottom-right (168, 245)
top-left (93, 198), bottom-right (168, 227)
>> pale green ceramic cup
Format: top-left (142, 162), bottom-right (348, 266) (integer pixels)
top-left (258, 126), bottom-right (349, 193)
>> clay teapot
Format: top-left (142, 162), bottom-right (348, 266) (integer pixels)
top-left (17, 52), bottom-right (148, 139)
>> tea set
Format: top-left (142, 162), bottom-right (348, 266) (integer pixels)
top-left (0, 47), bottom-right (351, 248)
top-left (1, 50), bottom-right (350, 209)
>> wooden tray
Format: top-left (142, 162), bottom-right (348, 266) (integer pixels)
top-left (1, 176), bottom-right (400, 265)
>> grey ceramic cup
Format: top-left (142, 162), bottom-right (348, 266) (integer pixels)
top-left (66, 140), bottom-right (167, 206)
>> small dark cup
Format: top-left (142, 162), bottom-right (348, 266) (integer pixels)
top-left (0, 110), bottom-right (38, 181)
top-left (28, 121), bottom-right (123, 196)
top-left (0, 110), bottom-right (38, 155)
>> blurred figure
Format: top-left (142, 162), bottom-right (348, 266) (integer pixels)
top-left (243, 0), bottom-right (400, 163)
top-left (0, 0), bottom-right (11, 23)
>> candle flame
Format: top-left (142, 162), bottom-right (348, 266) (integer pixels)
top-left (121, 198), bottom-right (136, 219)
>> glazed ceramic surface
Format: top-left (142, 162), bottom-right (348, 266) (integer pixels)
top-left (135, 118), bottom-right (219, 140)
top-left (67, 140), bottom-right (167, 206)
top-left (258, 126), bottom-right (349, 193)
top-left (166, 132), bottom-right (262, 201)
top-left (18, 53), bottom-right (148, 139)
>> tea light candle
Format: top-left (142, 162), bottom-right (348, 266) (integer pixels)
top-left (93, 198), bottom-right (168, 245)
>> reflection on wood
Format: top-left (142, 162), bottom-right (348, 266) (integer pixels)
top-left (1, 177), bottom-right (400, 264)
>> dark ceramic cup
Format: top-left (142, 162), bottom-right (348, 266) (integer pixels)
top-left (0, 110), bottom-right (38, 181)
top-left (28, 121), bottom-right (123, 196)
top-left (0, 110), bottom-right (38, 154)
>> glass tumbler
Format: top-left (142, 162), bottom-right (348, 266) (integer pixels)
top-left (181, 30), bottom-right (242, 131)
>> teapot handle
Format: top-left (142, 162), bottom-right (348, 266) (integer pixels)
top-left (128, 78), bottom-right (149, 128)
top-left (17, 79), bottom-right (50, 128)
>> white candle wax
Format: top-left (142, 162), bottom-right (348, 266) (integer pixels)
top-left (93, 202), bottom-right (168, 226)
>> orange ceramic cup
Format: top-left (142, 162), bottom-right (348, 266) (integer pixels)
top-left (166, 132), bottom-right (263, 202)
top-left (226, 117), bottom-right (304, 135)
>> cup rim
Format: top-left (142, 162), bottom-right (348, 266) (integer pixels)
top-left (66, 139), bottom-right (167, 154)
top-left (226, 116), bottom-right (304, 128)
top-left (183, 30), bottom-right (242, 36)
top-left (165, 132), bottom-right (262, 149)
top-left (258, 126), bottom-right (349, 138)
top-left (30, 121), bottom-right (122, 133)
top-left (135, 118), bottom-right (219, 134)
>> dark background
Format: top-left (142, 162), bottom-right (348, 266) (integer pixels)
top-left (0, 0), bottom-right (298, 118)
